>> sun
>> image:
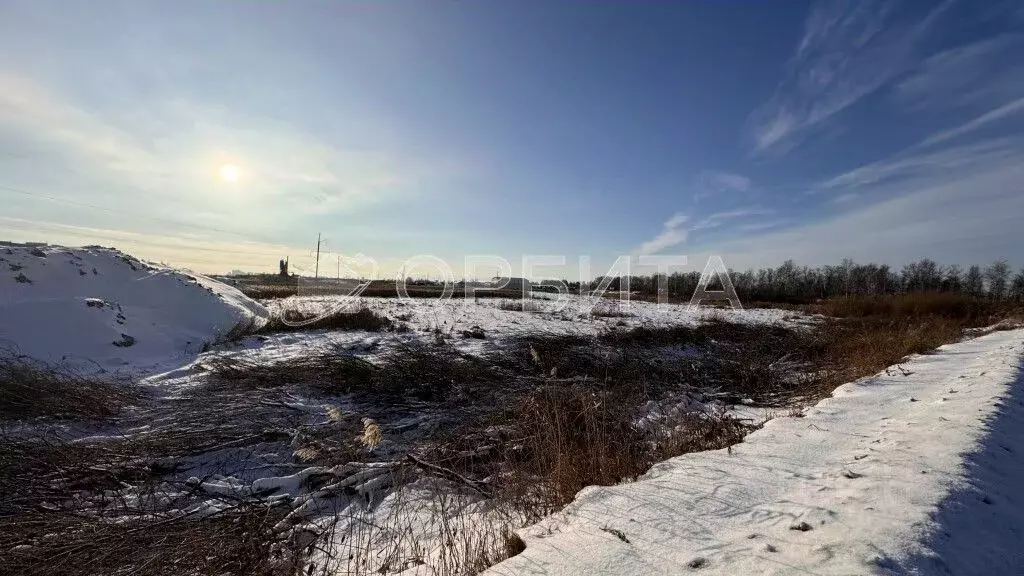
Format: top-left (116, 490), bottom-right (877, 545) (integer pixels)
top-left (219, 164), bottom-right (240, 182)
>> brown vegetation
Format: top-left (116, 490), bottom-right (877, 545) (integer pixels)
top-left (261, 305), bottom-right (395, 333)
top-left (0, 359), bottom-right (137, 421)
top-left (5, 291), bottom-right (1019, 575)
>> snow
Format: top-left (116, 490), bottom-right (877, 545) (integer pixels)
top-left (10, 243), bottom-right (1023, 574)
top-left (485, 328), bottom-right (1024, 576)
top-left (272, 294), bottom-right (803, 341)
top-left (250, 294), bottom-right (808, 362)
top-left (0, 242), bottom-right (268, 371)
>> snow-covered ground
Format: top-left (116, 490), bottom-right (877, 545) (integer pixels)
top-left (485, 327), bottom-right (1024, 576)
top-left (0, 242), bottom-right (267, 372)
top-left (250, 294), bottom-right (808, 360)
top-left (6, 245), bottom-right (1023, 575)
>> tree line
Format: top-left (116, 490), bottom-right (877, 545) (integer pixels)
top-left (592, 259), bottom-right (1024, 303)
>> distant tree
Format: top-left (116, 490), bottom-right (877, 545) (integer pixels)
top-left (902, 259), bottom-right (942, 292)
top-left (1010, 269), bottom-right (1024, 302)
top-left (965, 265), bottom-right (984, 297)
top-left (985, 259), bottom-right (1011, 300)
top-left (941, 265), bottom-right (963, 292)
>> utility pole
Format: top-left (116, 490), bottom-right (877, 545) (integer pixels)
top-left (314, 233), bottom-right (321, 279)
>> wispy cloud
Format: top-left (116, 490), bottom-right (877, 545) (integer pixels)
top-left (894, 34), bottom-right (1024, 111)
top-left (0, 73), bottom-right (449, 228)
top-left (818, 136), bottom-right (1023, 191)
top-left (690, 209), bottom-right (776, 231)
top-left (917, 96), bottom-right (1024, 148)
top-left (747, 0), bottom-right (954, 155)
top-left (635, 208), bottom-right (774, 255)
top-left (636, 213), bottom-right (689, 256)
top-left (694, 141), bottom-right (1024, 268)
top-left (694, 170), bottom-right (752, 202)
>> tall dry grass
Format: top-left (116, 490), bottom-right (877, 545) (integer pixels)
top-left (813, 292), bottom-right (1000, 322)
top-left (0, 358), bottom-right (137, 421)
top-left (262, 305), bottom-right (395, 333)
top-left (9, 293), bottom-right (1013, 576)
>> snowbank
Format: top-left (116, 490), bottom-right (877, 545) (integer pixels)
top-left (486, 328), bottom-right (1024, 575)
top-left (0, 243), bottom-right (268, 372)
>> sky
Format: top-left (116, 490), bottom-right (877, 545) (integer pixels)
top-left (1, 0), bottom-right (1023, 280)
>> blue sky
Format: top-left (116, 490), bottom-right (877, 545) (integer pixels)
top-left (1, 0), bottom-right (1023, 278)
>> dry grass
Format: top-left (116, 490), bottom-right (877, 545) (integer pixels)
top-left (813, 292), bottom-right (1001, 322)
top-left (205, 342), bottom-right (499, 403)
top-left (0, 476), bottom-right (294, 576)
top-left (7, 295), bottom-right (1004, 576)
top-left (810, 316), bottom-right (965, 391)
top-left (497, 299), bottom-right (543, 312)
top-left (262, 305), bottom-right (395, 333)
top-left (503, 384), bottom-right (649, 509)
top-left (0, 358), bottom-right (138, 421)
top-left (244, 283), bottom-right (299, 299)
top-left (237, 279), bottom-right (530, 301)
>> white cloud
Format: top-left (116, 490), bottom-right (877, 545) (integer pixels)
top-left (636, 213), bottom-right (689, 256)
top-left (664, 212), bottom-right (689, 229)
top-left (694, 170), bottom-right (752, 201)
top-left (635, 208), bottom-right (775, 255)
top-left (697, 138), bottom-right (1024, 269)
top-left (917, 96), bottom-right (1024, 148)
top-left (818, 136), bottom-right (1023, 190)
top-left (894, 35), bottom-right (1024, 111)
top-left (0, 73), bottom-right (447, 229)
top-left (747, 0), bottom-right (955, 155)
top-left (690, 209), bottom-right (776, 231)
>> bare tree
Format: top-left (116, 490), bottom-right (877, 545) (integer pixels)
top-left (985, 259), bottom-right (1011, 300)
top-left (965, 265), bottom-right (984, 297)
top-left (1010, 268), bottom-right (1024, 302)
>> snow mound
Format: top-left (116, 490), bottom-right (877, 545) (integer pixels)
top-left (0, 242), bottom-right (268, 372)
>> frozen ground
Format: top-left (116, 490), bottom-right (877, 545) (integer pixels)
top-left (485, 327), bottom-right (1024, 576)
top-left (0, 242), bottom-right (267, 372)
top-left (248, 294), bottom-right (809, 360)
top-left (6, 245), bottom-right (1022, 575)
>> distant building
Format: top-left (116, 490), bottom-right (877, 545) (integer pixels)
top-left (493, 277), bottom-right (532, 292)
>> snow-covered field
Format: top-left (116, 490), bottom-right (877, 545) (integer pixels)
top-left (486, 328), bottom-right (1024, 576)
top-left (3, 244), bottom-right (1023, 575)
top-left (228, 294), bottom-right (808, 369)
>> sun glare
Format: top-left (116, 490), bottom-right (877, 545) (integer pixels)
top-left (219, 164), bottom-right (240, 182)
